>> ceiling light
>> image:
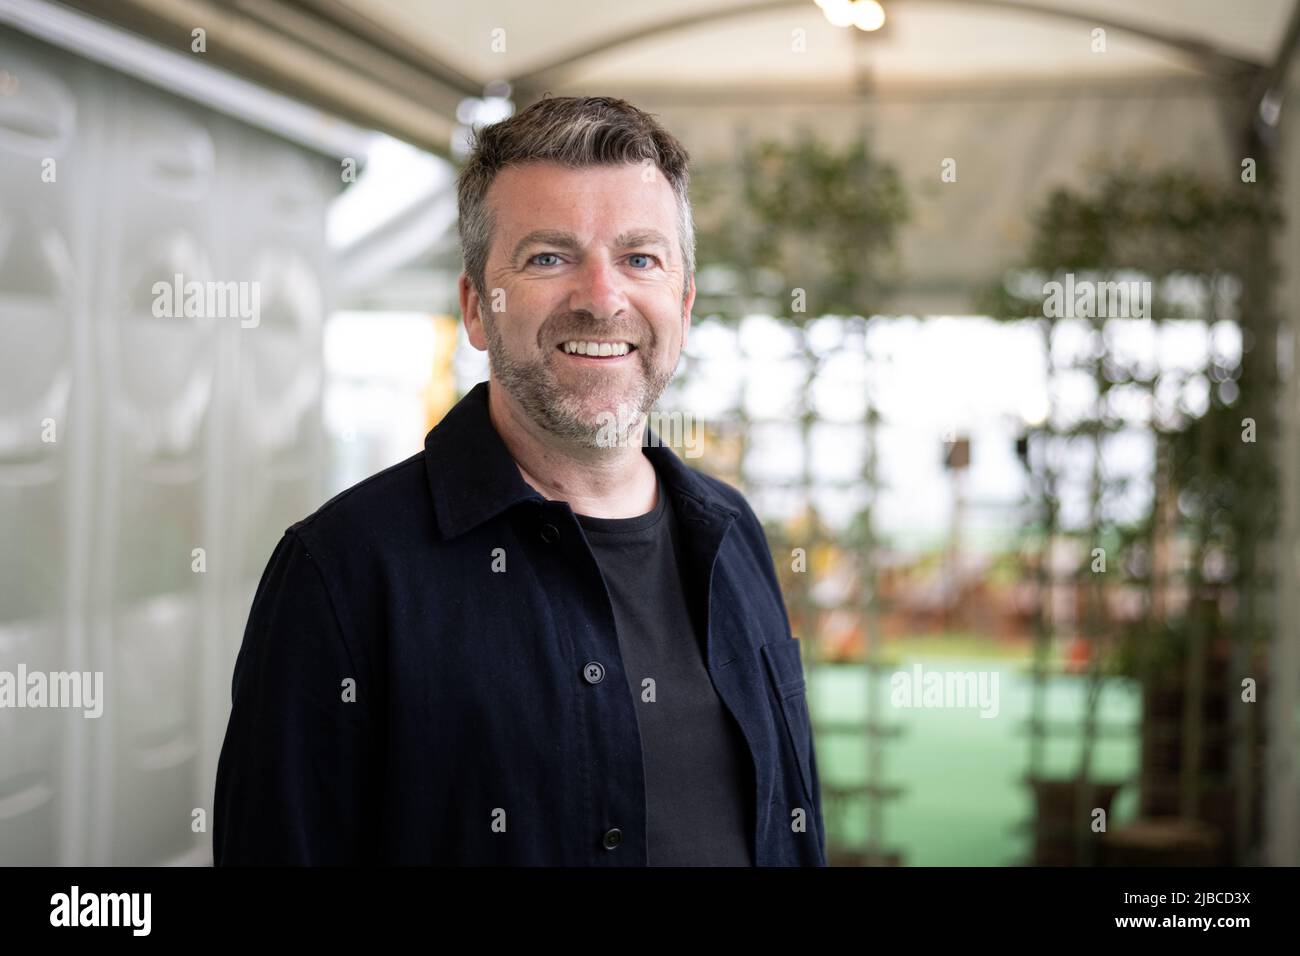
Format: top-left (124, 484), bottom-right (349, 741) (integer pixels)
top-left (818, 0), bottom-right (886, 32)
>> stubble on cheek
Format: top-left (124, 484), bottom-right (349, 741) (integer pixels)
top-left (482, 303), bottom-right (681, 446)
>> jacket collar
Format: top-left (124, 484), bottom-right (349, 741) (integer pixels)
top-left (423, 380), bottom-right (737, 541)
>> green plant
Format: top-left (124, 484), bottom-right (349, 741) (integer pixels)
top-left (692, 133), bottom-right (909, 323)
top-left (985, 163), bottom-right (1281, 854)
top-left (982, 163), bottom-right (1280, 681)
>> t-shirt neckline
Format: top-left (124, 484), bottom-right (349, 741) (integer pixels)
top-left (574, 475), bottom-right (668, 535)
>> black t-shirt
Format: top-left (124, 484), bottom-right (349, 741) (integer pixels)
top-left (575, 473), bottom-right (755, 866)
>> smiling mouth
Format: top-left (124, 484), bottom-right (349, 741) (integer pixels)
top-left (556, 340), bottom-right (637, 359)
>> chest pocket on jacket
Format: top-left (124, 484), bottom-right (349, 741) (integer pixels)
top-left (760, 637), bottom-right (815, 810)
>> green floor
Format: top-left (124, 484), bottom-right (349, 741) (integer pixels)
top-left (810, 644), bottom-right (1142, 865)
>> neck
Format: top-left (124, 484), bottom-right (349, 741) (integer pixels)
top-left (487, 378), bottom-right (658, 519)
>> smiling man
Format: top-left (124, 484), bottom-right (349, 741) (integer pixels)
top-left (213, 95), bottom-right (826, 867)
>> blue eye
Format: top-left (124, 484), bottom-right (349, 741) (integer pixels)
top-left (531, 253), bottom-right (562, 267)
top-left (628, 254), bottom-right (655, 269)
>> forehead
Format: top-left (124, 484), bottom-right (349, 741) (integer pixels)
top-left (485, 161), bottom-right (678, 247)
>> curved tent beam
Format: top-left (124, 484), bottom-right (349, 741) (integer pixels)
top-left (510, 0), bottom-right (1264, 99)
top-left (1250, 0), bottom-right (1300, 132)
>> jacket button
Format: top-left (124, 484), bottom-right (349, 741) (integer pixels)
top-left (602, 828), bottom-right (622, 850)
top-left (540, 523), bottom-right (559, 544)
top-left (583, 661), bottom-right (605, 684)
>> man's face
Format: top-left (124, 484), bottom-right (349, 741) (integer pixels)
top-left (461, 161), bottom-right (694, 447)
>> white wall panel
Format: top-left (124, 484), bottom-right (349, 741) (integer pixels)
top-left (0, 25), bottom-right (338, 865)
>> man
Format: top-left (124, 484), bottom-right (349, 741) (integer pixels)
top-left (213, 95), bottom-right (825, 866)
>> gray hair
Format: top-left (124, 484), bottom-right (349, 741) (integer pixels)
top-left (456, 95), bottom-right (695, 306)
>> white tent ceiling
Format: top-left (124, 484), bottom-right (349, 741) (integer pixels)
top-left (41, 0), bottom-right (1300, 154)
top-left (19, 0), bottom-right (1300, 310)
top-left (350, 0), bottom-right (1296, 93)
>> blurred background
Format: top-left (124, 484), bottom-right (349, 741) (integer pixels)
top-left (1, 0), bottom-right (1298, 867)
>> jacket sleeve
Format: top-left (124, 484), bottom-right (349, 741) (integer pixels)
top-left (213, 529), bottom-right (379, 865)
top-left (737, 492), bottom-right (829, 867)
top-left (807, 718), bottom-right (828, 865)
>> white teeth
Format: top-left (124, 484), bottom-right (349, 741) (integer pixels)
top-left (562, 340), bottom-right (631, 357)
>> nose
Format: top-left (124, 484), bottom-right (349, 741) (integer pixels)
top-left (567, 254), bottom-right (629, 322)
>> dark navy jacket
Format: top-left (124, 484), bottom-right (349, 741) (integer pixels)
top-left (213, 380), bottom-right (826, 866)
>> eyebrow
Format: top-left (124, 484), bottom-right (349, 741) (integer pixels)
top-left (510, 229), bottom-right (674, 266)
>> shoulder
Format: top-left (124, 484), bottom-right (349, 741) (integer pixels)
top-left (690, 468), bottom-right (764, 531)
top-left (675, 467), bottom-right (779, 561)
top-left (287, 450), bottom-right (430, 558)
top-left (259, 451), bottom-right (429, 662)
top-left (280, 452), bottom-right (436, 580)
top-left (685, 468), bottom-right (791, 626)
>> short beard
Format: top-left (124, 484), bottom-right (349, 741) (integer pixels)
top-left (481, 308), bottom-right (676, 449)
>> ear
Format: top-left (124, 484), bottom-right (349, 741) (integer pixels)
top-left (681, 274), bottom-right (696, 349)
top-left (460, 273), bottom-right (488, 351)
